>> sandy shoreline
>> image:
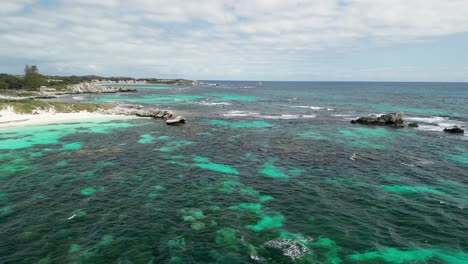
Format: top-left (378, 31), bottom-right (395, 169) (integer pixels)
top-left (0, 108), bottom-right (134, 128)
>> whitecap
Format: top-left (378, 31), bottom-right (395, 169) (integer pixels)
top-left (292, 106), bottom-right (332, 110)
top-left (223, 110), bottom-right (260, 117)
top-left (332, 114), bottom-right (355, 117)
top-left (222, 111), bottom-right (316, 119)
top-left (406, 116), bottom-right (447, 124)
top-left (406, 116), bottom-right (465, 128)
top-left (261, 114), bottom-right (316, 119)
top-left (67, 214), bottom-right (77, 220)
top-left (199, 101), bottom-right (231, 106)
top-left (406, 115), bottom-right (466, 135)
top-left (416, 125), bottom-right (466, 135)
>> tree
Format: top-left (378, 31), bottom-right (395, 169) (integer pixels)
top-left (0, 74), bottom-right (24, 89)
top-left (23, 65), bottom-right (46, 91)
top-left (24, 65), bottom-right (38, 75)
top-left (0, 80), bottom-right (8, 89)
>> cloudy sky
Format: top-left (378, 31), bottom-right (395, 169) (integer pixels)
top-left (1, 0), bottom-right (468, 81)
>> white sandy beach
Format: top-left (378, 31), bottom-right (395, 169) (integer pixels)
top-left (0, 107), bottom-right (132, 128)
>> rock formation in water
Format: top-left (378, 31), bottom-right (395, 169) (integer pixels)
top-left (102, 104), bottom-right (186, 125)
top-left (166, 115), bottom-right (186, 125)
top-left (443, 126), bottom-right (464, 134)
top-left (351, 112), bottom-right (404, 127)
top-left (407, 122), bottom-right (419, 127)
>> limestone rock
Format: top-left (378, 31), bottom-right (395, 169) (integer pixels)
top-left (166, 116), bottom-right (186, 125)
top-left (351, 112), bottom-right (404, 127)
top-left (66, 82), bottom-right (137, 94)
top-left (443, 126), bottom-right (464, 134)
top-left (101, 104), bottom-right (184, 124)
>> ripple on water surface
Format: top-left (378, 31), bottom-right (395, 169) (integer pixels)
top-left (1, 82), bottom-right (468, 263)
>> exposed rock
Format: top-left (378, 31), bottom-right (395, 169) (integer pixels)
top-left (408, 122), bottom-right (419, 127)
top-left (443, 126), bottom-right (464, 134)
top-left (101, 104), bottom-right (186, 124)
top-left (66, 82), bottom-right (137, 94)
top-left (143, 79), bottom-right (202, 86)
top-left (166, 115), bottom-right (186, 125)
top-left (351, 112), bottom-right (404, 127)
top-left (91, 79), bottom-right (148, 85)
top-left (90, 79), bottom-right (201, 86)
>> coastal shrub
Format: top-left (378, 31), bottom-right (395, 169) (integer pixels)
top-left (0, 80), bottom-right (8, 89)
top-left (0, 99), bottom-right (113, 114)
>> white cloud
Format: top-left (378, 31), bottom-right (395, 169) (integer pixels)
top-left (0, 0), bottom-right (467, 80)
top-left (0, 0), bottom-right (34, 15)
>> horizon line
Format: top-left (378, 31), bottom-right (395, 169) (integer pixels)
top-left (2, 72), bottom-right (467, 83)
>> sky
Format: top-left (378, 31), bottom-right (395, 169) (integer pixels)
top-left (1, 0), bottom-right (468, 81)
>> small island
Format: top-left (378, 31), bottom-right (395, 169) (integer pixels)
top-left (0, 65), bottom-right (191, 127)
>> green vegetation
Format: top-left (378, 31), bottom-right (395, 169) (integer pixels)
top-left (0, 79), bottom-right (8, 89)
top-left (0, 99), bottom-right (113, 114)
top-left (0, 90), bottom-right (38, 97)
top-left (23, 65), bottom-right (48, 91)
top-left (0, 73), bottom-right (25, 90)
top-left (1, 65), bottom-right (198, 92)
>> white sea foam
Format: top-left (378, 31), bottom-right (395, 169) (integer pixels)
top-left (72, 96), bottom-right (86, 100)
top-left (406, 115), bottom-right (466, 135)
top-left (199, 101), bottom-right (231, 106)
top-left (406, 116), bottom-right (448, 124)
top-left (332, 114), bottom-right (355, 117)
top-left (264, 236), bottom-right (313, 261)
top-left (223, 110), bottom-right (259, 117)
top-left (222, 111), bottom-right (316, 119)
top-left (261, 114), bottom-right (316, 119)
top-left (416, 125), bottom-right (461, 133)
top-left (67, 214), bottom-right (77, 220)
top-left (292, 106), bottom-right (333, 111)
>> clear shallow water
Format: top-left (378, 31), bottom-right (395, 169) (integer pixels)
top-left (1, 82), bottom-right (468, 263)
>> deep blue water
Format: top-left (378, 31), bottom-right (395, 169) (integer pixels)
top-left (1, 81), bottom-right (467, 263)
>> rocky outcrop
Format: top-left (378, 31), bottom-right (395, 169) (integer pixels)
top-left (408, 122), bottom-right (419, 127)
top-left (351, 112), bottom-right (404, 127)
top-left (166, 115), bottom-right (186, 125)
top-left (144, 79), bottom-right (202, 86)
top-left (90, 79), bottom-right (201, 86)
top-left (66, 83), bottom-right (136, 93)
top-left (443, 126), bottom-right (464, 134)
top-left (91, 79), bottom-right (148, 85)
top-left (102, 104), bottom-right (186, 125)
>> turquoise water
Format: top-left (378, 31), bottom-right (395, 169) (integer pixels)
top-left (1, 82), bottom-right (468, 263)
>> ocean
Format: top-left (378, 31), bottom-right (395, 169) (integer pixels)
top-left (1, 81), bottom-right (467, 263)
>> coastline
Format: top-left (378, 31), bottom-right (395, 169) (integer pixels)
top-left (0, 108), bottom-right (135, 128)
top-left (0, 98), bottom-right (186, 128)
